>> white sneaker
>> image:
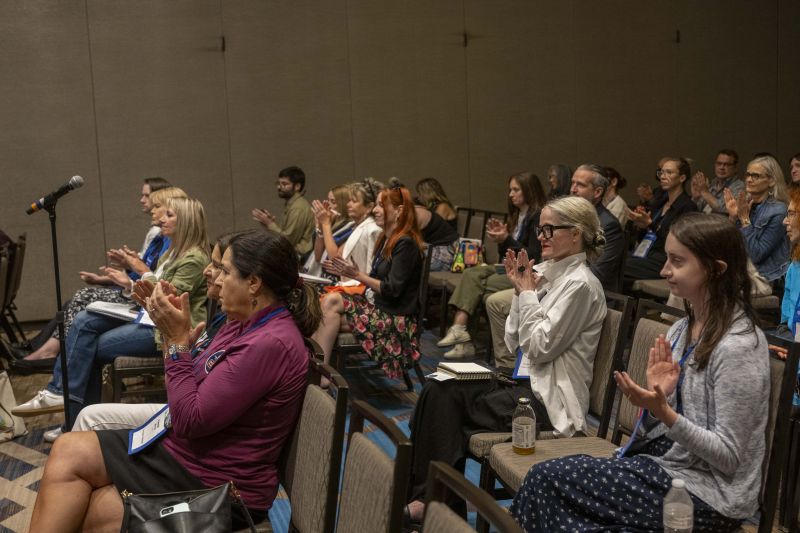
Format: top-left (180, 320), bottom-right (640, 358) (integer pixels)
top-left (437, 327), bottom-right (471, 347)
top-left (444, 342), bottom-right (476, 359)
top-left (11, 390), bottom-right (64, 417)
top-left (43, 427), bottom-right (63, 443)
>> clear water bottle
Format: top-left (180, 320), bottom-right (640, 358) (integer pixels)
top-left (512, 397), bottom-right (536, 455)
top-left (663, 478), bottom-right (693, 532)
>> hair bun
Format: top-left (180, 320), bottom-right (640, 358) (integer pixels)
top-left (388, 177), bottom-right (405, 189)
top-left (593, 231), bottom-right (606, 247)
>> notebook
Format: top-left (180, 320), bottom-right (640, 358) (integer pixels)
top-left (299, 273), bottom-right (334, 286)
top-left (86, 301), bottom-right (139, 322)
top-left (436, 362), bottom-right (493, 380)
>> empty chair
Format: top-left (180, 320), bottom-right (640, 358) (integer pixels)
top-left (336, 400), bottom-right (412, 533)
top-left (424, 461), bottom-right (521, 533)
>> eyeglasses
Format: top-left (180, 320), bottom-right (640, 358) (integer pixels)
top-left (744, 171), bottom-right (769, 180)
top-left (535, 224), bottom-right (575, 239)
top-left (656, 169), bottom-right (677, 177)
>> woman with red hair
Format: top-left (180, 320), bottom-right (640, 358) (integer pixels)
top-left (311, 178), bottom-right (425, 378)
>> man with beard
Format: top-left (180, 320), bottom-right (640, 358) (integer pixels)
top-left (252, 165), bottom-right (315, 258)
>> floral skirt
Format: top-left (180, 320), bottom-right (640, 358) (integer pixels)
top-left (341, 294), bottom-right (420, 379)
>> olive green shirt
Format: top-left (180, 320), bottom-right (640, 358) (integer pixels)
top-left (154, 247), bottom-right (209, 346)
top-left (267, 192), bottom-right (315, 256)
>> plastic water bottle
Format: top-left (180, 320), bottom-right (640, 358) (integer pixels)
top-left (663, 478), bottom-right (693, 532)
top-left (512, 397), bottom-right (536, 455)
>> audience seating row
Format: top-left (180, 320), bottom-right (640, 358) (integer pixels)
top-left (476, 297), bottom-right (796, 533)
top-left (0, 234), bottom-right (27, 346)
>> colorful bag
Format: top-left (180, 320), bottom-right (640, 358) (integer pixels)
top-left (451, 238), bottom-right (484, 273)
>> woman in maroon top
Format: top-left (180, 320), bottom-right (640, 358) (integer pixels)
top-left (28, 230), bottom-right (321, 531)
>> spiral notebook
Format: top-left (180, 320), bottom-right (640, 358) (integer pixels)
top-left (436, 362), bottom-right (493, 381)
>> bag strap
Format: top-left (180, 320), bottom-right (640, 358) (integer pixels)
top-left (229, 481), bottom-right (257, 532)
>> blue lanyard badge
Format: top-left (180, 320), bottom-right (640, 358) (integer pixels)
top-left (128, 404), bottom-right (170, 454)
top-left (617, 322), bottom-right (694, 458)
top-left (632, 230), bottom-right (657, 258)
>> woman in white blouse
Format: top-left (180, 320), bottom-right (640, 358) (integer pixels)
top-left (404, 195), bottom-right (607, 524)
top-left (338, 178), bottom-right (383, 277)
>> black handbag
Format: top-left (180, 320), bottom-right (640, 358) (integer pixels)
top-left (120, 481), bottom-right (257, 533)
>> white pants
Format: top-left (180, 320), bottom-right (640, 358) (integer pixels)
top-left (72, 403), bottom-right (165, 431)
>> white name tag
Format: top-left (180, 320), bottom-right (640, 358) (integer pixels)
top-left (128, 404), bottom-right (171, 454)
top-left (632, 230), bottom-right (657, 258)
top-left (512, 347), bottom-right (531, 378)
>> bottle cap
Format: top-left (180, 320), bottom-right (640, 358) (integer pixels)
top-left (671, 478), bottom-right (685, 489)
top-left (518, 397), bottom-right (531, 405)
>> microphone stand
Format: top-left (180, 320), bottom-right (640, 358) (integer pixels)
top-left (44, 201), bottom-right (73, 431)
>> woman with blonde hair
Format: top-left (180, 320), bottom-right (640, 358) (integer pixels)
top-left (14, 197), bottom-right (210, 437)
top-left (405, 196), bottom-right (607, 525)
top-left (306, 184), bottom-right (356, 277)
top-left (14, 187), bottom-right (188, 372)
top-left (724, 155), bottom-right (789, 281)
top-left (415, 176), bottom-right (457, 224)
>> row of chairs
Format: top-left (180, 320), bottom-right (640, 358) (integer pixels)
top-left (0, 233), bottom-right (27, 346)
top-left (472, 296), bottom-right (798, 533)
top-left (268, 347), bottom-right (520, 533)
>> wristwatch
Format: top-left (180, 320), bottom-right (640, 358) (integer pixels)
top-left (166, 343), bottom-right (192, 360)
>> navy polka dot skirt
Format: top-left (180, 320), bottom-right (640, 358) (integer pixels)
top-left (509, 437), bottom-right (742, 532)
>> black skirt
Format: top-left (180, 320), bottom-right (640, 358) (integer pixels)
top-left (97, 429), bottom-right (267, 528)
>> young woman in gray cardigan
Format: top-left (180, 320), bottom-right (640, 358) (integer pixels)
top-left (510, 212), bottom-right (768, 532)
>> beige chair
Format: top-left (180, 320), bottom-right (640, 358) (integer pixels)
top-left (335, 400), bottom-right (412, 533)
top-left (481, 298), bottom-right (676, 497)
top-left (483, 310), bottom-right (796, 533)
top-left (424, 461), bottom-right (521, 533)
top-left (469, 293), bottom-right (632, 477)
top-left (279, 355), bottom-right (348, 533)
top-left (333, 247), bottom-right (431, 391)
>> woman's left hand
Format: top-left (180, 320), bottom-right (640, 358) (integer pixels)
top-left (504, 249), bottom-right (538, 294)
top-left (322, 256), bottom-right (360, 279)
top-left (485, 218), bottom-right (509, 242)
top-left (614, 371), bottom-right (677, 427)
top-left (147, 283), bottom-right (200, 347)
top-left (101, 266), bottom-right (132, 289)
top-left (735, 190), bottom-right (752, 224)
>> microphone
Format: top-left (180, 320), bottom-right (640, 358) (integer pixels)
top-left (26, 175), bottom-right (85, 215)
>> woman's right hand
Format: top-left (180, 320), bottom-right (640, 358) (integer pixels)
top-left (625, 206), bottom-right (652, 229)
top-left (645, 335), bottom-right (680, 397)
top-left (312, 199), bottom-right (333, 227)
top-left (79, 270), bottom-right (110, 285)
top-left (485, 218), bottom-right (509, 242)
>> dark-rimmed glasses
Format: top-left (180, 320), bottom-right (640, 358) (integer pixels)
top-left (535, 224), bottom-right (575, 239)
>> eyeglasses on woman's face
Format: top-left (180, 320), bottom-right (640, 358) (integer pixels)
top-left (744, 171), bottom-right (769, 181)
top-left (535, 224), bottom-right (574, 239)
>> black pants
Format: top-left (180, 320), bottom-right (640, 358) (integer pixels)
top-left (407, 378), bottom-right (552, 508)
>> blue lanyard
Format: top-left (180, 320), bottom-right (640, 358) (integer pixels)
top-left (189, 306), bottom-right (286, 370)
top-left (618, 321), bottom-right (696, 458)
top-left (190, 312), bottom-right (228, 358)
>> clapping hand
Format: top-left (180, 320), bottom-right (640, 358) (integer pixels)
top-left (311, 199), bottom-right (334, 227)
top-left (485, 218), bottom-right (509, 242)
top-left (146, 282), bottom-right (204, 347)
top-left (723, 188), bottom-right (751, 223)
top-left (614, 334), bottom-right (679, 425)
top-left (691, 171), bottom-right (709, 199)
top-left (132, 279), bottom-right (177, 308)
top-left (252, 208), bottom-right (276, 227)
top-left (503, 249), bottom-right (539, 295)
top-left (625, 206), bottom-right (652, 229)
top-left (322, 256), bottom-right (360, 279)
top-left (79, 270), bottom-right (110, 285)
top-left (100, 266), bottom-right (132, 289)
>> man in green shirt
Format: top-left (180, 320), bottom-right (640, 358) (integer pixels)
top-left (252, 166), bottom-right (315, 258)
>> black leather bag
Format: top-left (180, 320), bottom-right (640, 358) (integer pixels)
top-left (121, 481), bottom-right (256, 533)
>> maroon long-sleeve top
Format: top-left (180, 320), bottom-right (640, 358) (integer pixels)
top-left (162, 304), bottom-right (308, 509)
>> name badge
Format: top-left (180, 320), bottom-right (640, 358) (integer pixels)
top-left (632, 230), bottom-right (657, 258)
top-left (512, 347), bottom-right (531, 379)
top-left (128, 404), bottom-right (170, 454)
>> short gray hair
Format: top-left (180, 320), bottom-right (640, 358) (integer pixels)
top-left (576, 163), bottom-right (609, 195)
top-left (545, 196), bottom-right (605, 261)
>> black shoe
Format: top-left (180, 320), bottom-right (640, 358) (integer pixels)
top-left (9, 357), bottom-right (56, 375)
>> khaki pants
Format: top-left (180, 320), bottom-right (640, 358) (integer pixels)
top-left (485, 288), bottom-right (515, 370)
top-left (448, 265), bottom-right (512, 316)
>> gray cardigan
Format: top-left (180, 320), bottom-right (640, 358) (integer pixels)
top-left (646, 314), bottom-right (769, 519)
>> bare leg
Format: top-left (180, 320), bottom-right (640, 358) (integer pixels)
top-left (29, 432), bottom-right (116, 532)
top-left (24, 337), bottom-right (59, 360)
top-left (81, 485), bottom-right (124, 533)
top-left (310, 292), bottom-right (347, 365)
top-left (452, 309), bottom-right (469, 327)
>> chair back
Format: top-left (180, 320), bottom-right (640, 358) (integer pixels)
top-left (5, 234), bottom-right (25, 307)
top-left (279, 355), bottom-right (348, 533)
top-left (611, 299), bottom-right (682, 443)
top-left (416, 245), bottom-right (433, 340)
top-left (336, 400), bottom-right (412, 533)
top-left (588, 292), bottom-right (633, 438)
top-left (759, 335), bottom-right (800, 532)
top-left (465, 209), bottom-right (487, 241)
top-left (424, 461), bottom-right (522, 533)
top-left (455, 207), bottom-right (471, 238)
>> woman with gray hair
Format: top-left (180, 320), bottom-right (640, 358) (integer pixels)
top-left (404, 195), bottom-right (607, 525)
top-left (723, 155), bottom-right (789, 281)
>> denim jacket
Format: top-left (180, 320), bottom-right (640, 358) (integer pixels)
top-left (741, 198), bottom-right (789, 281)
